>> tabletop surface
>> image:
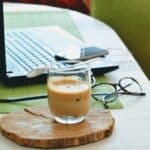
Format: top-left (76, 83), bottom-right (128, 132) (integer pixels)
top-left (1, 3), bottom-right (150, 150)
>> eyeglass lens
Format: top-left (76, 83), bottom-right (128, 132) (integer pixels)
top-left (92, 83), bottom-right (117, 103)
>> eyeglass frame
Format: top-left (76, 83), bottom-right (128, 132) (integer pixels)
top-left (91, 77), bottom-right (146, 108)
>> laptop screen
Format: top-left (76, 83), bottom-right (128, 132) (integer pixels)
top-left (0, 1), bottom-right (6, 80)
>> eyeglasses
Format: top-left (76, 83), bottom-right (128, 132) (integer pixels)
top-left (92, 77), bottom-right (146, 108)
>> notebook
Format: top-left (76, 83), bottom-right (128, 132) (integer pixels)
top-left (0, 2), bottom-right (118, 86)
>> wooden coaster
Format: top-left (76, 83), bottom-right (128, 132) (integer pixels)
top-left (0, 106), bottom-right (115, 149)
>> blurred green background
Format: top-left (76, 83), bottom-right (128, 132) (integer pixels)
top-left (91, 0), bottom-right (150, 79)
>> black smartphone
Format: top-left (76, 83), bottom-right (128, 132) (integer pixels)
top-left (55, 46), bottom-right (108, 61)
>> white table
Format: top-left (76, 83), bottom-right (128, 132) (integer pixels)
top-left (1, 3), bottom-right (150, 150)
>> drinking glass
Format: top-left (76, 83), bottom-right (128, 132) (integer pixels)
top-left (47, 66), bottom-right (91, 124)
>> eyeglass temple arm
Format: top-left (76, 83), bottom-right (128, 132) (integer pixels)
top-left (118, 92), bottom-right (146, 96)
top-left (118, 83), bottom-right (146, 96)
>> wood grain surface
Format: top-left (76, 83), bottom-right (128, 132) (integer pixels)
top-left (0, 106), bottom-right (115, 149)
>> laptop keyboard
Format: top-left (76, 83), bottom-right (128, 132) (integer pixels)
top-left (5, 31), bottom-right (66, 72)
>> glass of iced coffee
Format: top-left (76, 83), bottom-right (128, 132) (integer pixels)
top-left (47, 66), bottom-right (91, 124)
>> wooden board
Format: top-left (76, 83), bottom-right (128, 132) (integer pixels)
top-left (0, 106), bottom-right (115, 149)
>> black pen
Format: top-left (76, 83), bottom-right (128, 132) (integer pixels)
top-left (0, 95), bottom-right (47, 103)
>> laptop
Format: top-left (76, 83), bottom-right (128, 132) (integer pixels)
top-left (0, 2), bottom-right (118, 86)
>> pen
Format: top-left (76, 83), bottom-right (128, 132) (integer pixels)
top-left (0, 95), bottom-right (47, 103)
